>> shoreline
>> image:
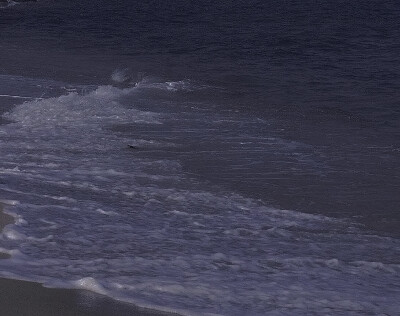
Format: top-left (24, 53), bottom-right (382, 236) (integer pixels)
top-left (0, 90), bottom-right (184, 316)
top-left (0, 203), bottom-right (182, 316)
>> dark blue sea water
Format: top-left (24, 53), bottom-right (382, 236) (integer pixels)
top-left (0, 1), bottom-right (399, 315)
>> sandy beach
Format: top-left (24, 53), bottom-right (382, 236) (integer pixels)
top-left (0, 204), bottom-right (181, 316)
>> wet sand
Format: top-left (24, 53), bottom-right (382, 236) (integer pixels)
top-left (0, 204), bottom-right (181, 316)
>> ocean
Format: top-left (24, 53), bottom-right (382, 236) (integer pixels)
top-left (0, 0), bottom-right (399, 315)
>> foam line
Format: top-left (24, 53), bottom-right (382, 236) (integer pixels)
top-left (0, 94), bottom-right (43, 100)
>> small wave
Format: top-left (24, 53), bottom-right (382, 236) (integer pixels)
top-left (111, 68), bottom-right (137, 86)
top-left (110, 68), bottom-right (212, 92)
top-left (0, 0), bottom-right (37, 9)
top-left (136, 78), bottom-right (210, 92)
top-left (72, 277), bottom-right (108, 295)
top-left (3, 84), bottom-right (161, 130)
top-left (0, 1), bottom-right (16, 9)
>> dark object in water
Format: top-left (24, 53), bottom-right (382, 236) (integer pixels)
top-left (128, 145), bottom-right (139, 150)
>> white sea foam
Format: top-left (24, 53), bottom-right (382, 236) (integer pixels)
top-left (0, 199), bottom-right (20, 206)
top-left (72, 277), bottom-right (108, 295)
top-left (0, 94), bottom-right (43, 100)
top-left (95, 208), bottom-right (118, 216)
top-left (0, 75), bottom-right (399, 315)
top-left (111, 68), bottom-right (134, 85)
top-left (2, 227), bottom-right (26, 241)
